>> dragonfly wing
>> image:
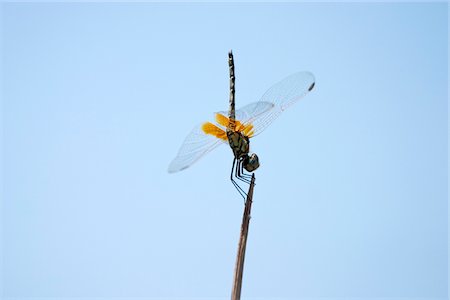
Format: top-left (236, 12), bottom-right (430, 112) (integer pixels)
top-left (168, 124), bottom-right (227, 173)
top-left (216, 101), bottom-right (274, 129)
top-left (239, 71), bottom-right (315, 137)
top-left (261, 71), bottom-right (315, 111)
top-left (169, 72), bottom-right (314, 173)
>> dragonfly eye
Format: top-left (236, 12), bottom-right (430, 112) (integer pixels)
top-left (243, 153), bottom-right (259, 172)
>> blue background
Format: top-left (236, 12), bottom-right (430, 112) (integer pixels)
top-left (1, 2), bottom-right (448, 299)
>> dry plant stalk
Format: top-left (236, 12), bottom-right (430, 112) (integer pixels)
top-left (231, 174), bottom-right (256, 300)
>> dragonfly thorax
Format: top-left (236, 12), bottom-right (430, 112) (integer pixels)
top-left (227, 130), bottom-right (260, 172)
top-left (227, 130), bottom-right (249, 158)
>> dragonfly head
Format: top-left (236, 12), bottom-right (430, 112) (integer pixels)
top-left (243, 153), bottom-right (259, 172)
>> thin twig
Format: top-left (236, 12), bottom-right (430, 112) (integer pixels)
top-left (231, 174), bottom-right (256, 300)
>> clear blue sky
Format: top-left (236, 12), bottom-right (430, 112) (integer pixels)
top-left (1, 2), bottom-right (448, 299)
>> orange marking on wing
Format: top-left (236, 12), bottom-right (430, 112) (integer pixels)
top-left (201, 122), bottom-right (227, 140)
top-left (216, 113), bottom-right (244, 129)
top-left (215, 113), bottom-right (229, 127)
top-left (214, 113), bottom-right (254, 137)
top-left (243, 124), bottom-right (254, 137)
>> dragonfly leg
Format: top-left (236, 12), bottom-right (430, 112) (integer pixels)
top-left (239, 160), bottom-right (253, 180)
top-left (230, 158), bottom-right (247, 199)
top-left (235, 159), bottom-right (252, 184)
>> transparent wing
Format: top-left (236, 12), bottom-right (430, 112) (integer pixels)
top-left (169, 71), bottom-right (314, 173)
top-left (238, 71), bottom-right (315, 137)
top-left (216, 101), bottom-right (274, 130)
top-left (167, 124), bottom-right (227, 173)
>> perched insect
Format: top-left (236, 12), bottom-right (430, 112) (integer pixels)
top-left (169, 53), bottom-right (315, 197)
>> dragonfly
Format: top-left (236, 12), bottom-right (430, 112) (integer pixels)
top-left (168, 53), bottom-right (315, 197)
